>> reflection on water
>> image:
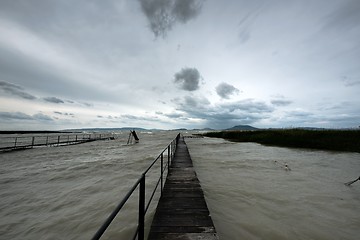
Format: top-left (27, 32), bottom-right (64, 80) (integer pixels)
top-left (1, 132), bottom-right (359, 239)
top-left (187, 137), bottom-right (360, 240)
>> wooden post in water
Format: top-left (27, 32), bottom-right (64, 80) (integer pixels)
top-left (138, 175), bottom-right (145, 240)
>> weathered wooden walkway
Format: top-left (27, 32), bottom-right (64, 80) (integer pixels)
top-left (148, 137), bottom-right (218, 240)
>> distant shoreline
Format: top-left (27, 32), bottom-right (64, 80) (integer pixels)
top-left (203, 129), bottom-right (360, 153)
top-left (0, 130), bottom-right (70, 134)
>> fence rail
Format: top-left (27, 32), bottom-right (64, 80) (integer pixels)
top-left (91, 133), bottom-right (181, 240)
top-left (0, 133), bottom-right (115, 152)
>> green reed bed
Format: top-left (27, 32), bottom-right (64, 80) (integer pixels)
top-left (203, 129), bottom-right (360, 152)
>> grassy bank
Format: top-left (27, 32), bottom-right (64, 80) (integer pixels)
top-left (203, 129), bottom-right (360, 152)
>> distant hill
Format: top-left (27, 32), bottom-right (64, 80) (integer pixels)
top-left (225, 125), bottom-right (259, 131)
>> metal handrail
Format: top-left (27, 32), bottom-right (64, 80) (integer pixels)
top-left (92, 133), bottom-right (181, 240)
top-left (0, 133), bottom-right (114, 151)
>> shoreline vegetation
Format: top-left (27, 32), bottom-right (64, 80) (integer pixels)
top-left (203, 129), bottom-right (360, 153)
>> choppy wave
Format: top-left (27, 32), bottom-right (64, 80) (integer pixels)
top-left (1, 131), bottom-right (359, 240)
top-left (187, 137), bottom-right (360, 240)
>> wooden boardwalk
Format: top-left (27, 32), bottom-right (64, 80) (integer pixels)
top-left (148, 137), bottom-right (219, 240)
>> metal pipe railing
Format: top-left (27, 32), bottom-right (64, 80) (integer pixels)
top-left (91, 133), bottom-right (181, 240)
top-left (0, 133), bottom-right (115, 151)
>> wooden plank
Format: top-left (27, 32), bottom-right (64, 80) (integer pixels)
top-left (148, 138), bottom-right (219, 240)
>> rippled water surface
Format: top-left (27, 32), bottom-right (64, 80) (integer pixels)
top-left (0, 131), bottom-right (177, 240)
top-left (1, 132), bottom-right (359, 240)
top-left (187, 137), bottom-right (360, 240)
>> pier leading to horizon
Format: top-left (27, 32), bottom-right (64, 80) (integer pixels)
top-left (148, 137), bottom-right (218, 239)
top-left (91, 134), bottom-right (218, 240)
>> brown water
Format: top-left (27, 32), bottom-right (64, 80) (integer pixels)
top-left (1, 132), bottom-right (359, 239)
top-left (187, 137), bottom-right (360, 240)
top-left (0, 131), bottom-right (176, 240)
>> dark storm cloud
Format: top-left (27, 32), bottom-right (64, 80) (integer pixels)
top-left (156, 111), bottom-right (186, 120)
top-left (0, 112), bottom-right (53, 122)
top-left (323, 0), bottom-right (360, 32)
top-left (0, 47), bottom-right (108, 103)
top-left (0, 112), bottom-right (33, 120)
top-left (271, 99), bottom-right (292, 106)
top-left (216, 82), bottom-right (239, 99)
top-left (33, 113), bottom-right (53, 121)
top-left (138, 0), bottom-right (203, 37)
top-left (165, 113), bottom-right (183, 118)
top-left (0, 0), bottom-right (120, 37)
top-left (237, 5), bottom-right (263, 44)
top-left (53, 111), bottom-right (74, 117)
top-left (43, 97), bottom-right (64, 104)
top-left (222, 100), bottom-right (274, 114)
top-left (121, 114), bottom-right (160, 122)
top-left (81, 102), bottom-right (94, 107)
top-left (174, 67), bottom-right (201, 91)
top-left (0, 81), bottom-right (36, 100)
top-left (341, 76), bottom-right (360, 87)
top-left (284, 110), bottom-right (314, 119)
top-left (173, 96), bottom-right (273, 129)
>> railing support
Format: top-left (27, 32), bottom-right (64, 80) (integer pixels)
top-left (168, 147), bottom-right (170, 168)
top-left (138, 174), bottom-right (145, 240)
top-left (160, 153), bottom-right (163, 195)
top-left (91, 134), bottom-right (180, 240)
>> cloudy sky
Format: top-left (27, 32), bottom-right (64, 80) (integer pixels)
top-left (0, 0), bottom-right (359, 130)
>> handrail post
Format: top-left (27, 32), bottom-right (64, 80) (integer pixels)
top-left (32, 137), bottom-right (35, 148)
top-left (171, 142), bottom-right (175, 160)
top-left (90, 134), bottom-right (180, 240)
top-left (46, 136), bottom-right (49, 146)
top-left (57, 136), bottom-right (60, 146)
top-left (168, 147), bottom-right (170, 168)
top-left (160, 153), bottom-right (163, 195)
top-left (138, 174), bottom-right (145, 240)
top-left (14, 137), bottom-right (17, 148)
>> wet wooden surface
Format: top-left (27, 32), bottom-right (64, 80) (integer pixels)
top-left (148, 138), bottom-right (218, 240)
